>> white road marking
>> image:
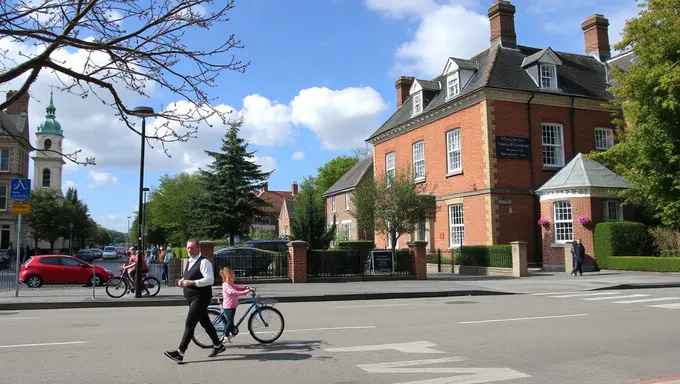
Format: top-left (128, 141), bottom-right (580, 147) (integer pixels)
top-left (582, 294), bottom-right (649, 301)
top-left (648, 303), bottom-right (680, 309)
top-left (335, 303), bottom-right (409, 308)
top-left (614, 297), bottom-right (680, 304)
top-left (0, 341), bottom-right (87, 349)
top-left (0, 317), bottom-right (38, 321)
top-left (325, 341), bottom-right (447, 354)
top-left (551, 291), bottom-right (621, 298)
top-left (285, 325), bottom-right (376, 333)
top-left (458, 313), bottom-right (588, 324)
top-left (529, 291), bottom-right (588, 296)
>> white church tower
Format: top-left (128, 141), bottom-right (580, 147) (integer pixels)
top-left (32, 91), bottom-right (65, 197)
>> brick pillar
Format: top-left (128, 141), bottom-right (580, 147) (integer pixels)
top-left (564, 246), bottom-right (574, 275)
top-left (199, 240), bottom-right (215, 275)
top-left (510, 241), bottom-right (529, 277)
top-left (287, 240), bottom-right (309, 283)
top-left (407, 240), bottom-right (428, 280)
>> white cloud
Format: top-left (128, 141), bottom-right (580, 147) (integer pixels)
top-left (63, 180), bottom-right (78, 190)
top-left (97, 214), bottom-right (131, 232)
top-left (365, 1), bottom-right (489, 79)
top-left (291, 151), bottom-right (305, 160)
top-left (87, 170), bottom-right (119, 187)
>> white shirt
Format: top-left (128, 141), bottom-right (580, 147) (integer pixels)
top-left (186, 254), bottom-right (214, 287)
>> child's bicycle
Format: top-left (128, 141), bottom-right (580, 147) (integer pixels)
top-left (192, 287), bottom-right (285, 347)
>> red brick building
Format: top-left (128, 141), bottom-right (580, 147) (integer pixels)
top-left (365, 0), bottom-right (636, 265)
top-left (252, 181), bottom-right (298, 239)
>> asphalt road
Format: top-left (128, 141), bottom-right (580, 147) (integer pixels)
top-left (2, 288), bottom-right (680, 383)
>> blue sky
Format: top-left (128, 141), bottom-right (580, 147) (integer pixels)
top-left (7, 0), bottom-right (641, 233)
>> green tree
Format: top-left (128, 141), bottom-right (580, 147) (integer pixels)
top-left (352, 167), bottom-right (436, 252)
top-left (147, 172), bottom-right (203, 245)
top-left (590, 0), bottom-right (680, 226)
top-left (291, 177), bottom-right (336, 249)
top-left (25, 189), bottom-right (63, 252)
top-left (197, 118), bottom-right (272, 245)
top-left (61, 187), bottom-right (93, 249)
top-left (315, 155), bottom-right (359, 196)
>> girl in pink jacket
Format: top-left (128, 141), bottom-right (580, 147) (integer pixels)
top-left (219, 267), bottom-right (253, 342)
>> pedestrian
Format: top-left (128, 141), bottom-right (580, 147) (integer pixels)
top-left (162, 245), bottom-right (173, 284)
top-left (571, 239), bottom-right (585, 276)
top-left (165, 238), bottom-right (225, 363)
top-left (219, 267), bottom-right (253, 343)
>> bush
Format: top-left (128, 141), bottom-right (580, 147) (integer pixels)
top-left (454, 245), bottom-right (512, 268)
top-left (648, 227), bottom-right (680, 257)
top-left (594, 221), bottom-right (651, 268)
top-left (426, 252), bottom-right (452, 265)
top-left (606, 256), bottom-right (680, 272)
top-left (171, 247), bottom-right (188, 258)
top-left (338, 240), bottom-right (374, 255)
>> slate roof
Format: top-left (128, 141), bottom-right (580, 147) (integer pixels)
top-left (284, 197), bottom-right (295, 217)
top-left (535, 153), bottom-right (632, 193)
top-left (323, 157), bottom-right (373, 197)
top-left (0, 111), bottom-right (26, 137)
top-left (367, 45), bottom-right (635, 143)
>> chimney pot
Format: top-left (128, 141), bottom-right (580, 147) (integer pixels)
top-left (488, 0), bottom-right (517, 49)
top-left (395, 76), bottom-right (415, 110)
top-left (581, 14), bottom-right (611, 61)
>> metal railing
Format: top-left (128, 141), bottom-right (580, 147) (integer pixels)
top-left (455, 246), bottom-right (513, 268)
top-left (214, 250), bottom-right (289, 281)
top-left (307, 249), bottom-right (364, 277)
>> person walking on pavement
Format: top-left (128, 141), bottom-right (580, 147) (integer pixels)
top-left (164, 238), bottom-right (225, 363)
top-left (571, 239), bottom-right (585, 276)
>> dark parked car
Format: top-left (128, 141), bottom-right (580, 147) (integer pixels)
top-left (214, 246), bottom-right (283, 278)
top-left (0, 249), bottom-right (9, 270)
top-left (75, 249), bottom-right (102, 262)
top-left (242, 240), bottom-right (290, 253)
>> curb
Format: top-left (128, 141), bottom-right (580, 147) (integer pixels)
top-left (0, 289), bottom-right (514, 311)
top-left (592, 283), bottom-right (680, 291)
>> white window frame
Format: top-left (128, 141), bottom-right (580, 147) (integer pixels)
top-left (416, 220), bottom-right (427, 242)
top-left (0, 149), bottom-right (9, 172)
top-left (448, 204), bottom-right (464, 248)
top-left (595, 127), bottom-right (614, 150)
top-left (412, 91), bottom-right (423, 116)
top-left (604, 200), bottom-right (623, 222)
top-left (447, 73), bottom-right (460, 98)
top-left (540, 64), bottom-right (557, 89)
top-left (446, 129), bottom-right (462, 174)
top-left (345, 192), bottom-right (350, 210)
top-left (0, 185), bottom-right (7, 211)
top-left (385, 152), bottom-right (396, 183)
top-left (553, 201), bottom-right (573, 243)
top-left (342, 222), bottom-right (352, 241)
top-left (331, 196), bottom-right (336, 213)
top-left (541, 123), bottom-right (564, 167)
top-left (412, 141), bottom-right (425, 181)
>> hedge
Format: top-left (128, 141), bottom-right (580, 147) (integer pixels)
top-left (606, 256), bottom-right (680, 272)
top-left (594, 221), bottom-right (651, 269)
top-left (454, 245), bottom-right (513, 268)
top-left (338, 240), bottom-right (375, 257)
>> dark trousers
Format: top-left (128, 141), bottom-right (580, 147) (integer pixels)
top-left (223, 308), bottom-right (236, 336)
top-left (179, 295), bottom-right (221, 352)
top-left (161, 264), bottom-right (168, 282)
top-left (572, 257), bottom-right (583, 275)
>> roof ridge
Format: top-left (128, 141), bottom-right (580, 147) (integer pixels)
top-left (483, 46), bottom-right (501, 86)
top-left (578, 154), bottom-right (591, 186)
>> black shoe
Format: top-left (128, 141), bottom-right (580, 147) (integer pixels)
top-left (164, 350), bottom-right (184, 363)
top-left (208, 344), bottom-right (226, 357)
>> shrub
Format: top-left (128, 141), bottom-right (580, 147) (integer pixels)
top-left (606, 256), bottom-right (680, 272)
top-left (426, 252), bottom-right (452, 265)
top-left (648, 227), bottom-right (680, 257)
top-left (454, 245), bottom-right (512, 268)
top-left (338, 240), bottom-right (374, 254)
top-left (594, 221), bottom-right (651, 268)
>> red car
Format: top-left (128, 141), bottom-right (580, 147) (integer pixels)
top-left (20, 255), bottom-right (114, 288)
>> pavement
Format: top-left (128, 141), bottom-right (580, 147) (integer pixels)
top-left (0, 264), bottom-right (679, 311)
top-left (2, 288), bottom-right (680, 383)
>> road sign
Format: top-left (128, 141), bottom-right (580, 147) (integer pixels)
top-left (12, 203), bottom-right (30, 214)
top-left (10, 178), bottom-right (31, 200)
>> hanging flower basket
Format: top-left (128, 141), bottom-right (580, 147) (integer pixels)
top-left (577, 216), bottom-right (591, 225)
top-left (537, 217), bottom-right (550, 227)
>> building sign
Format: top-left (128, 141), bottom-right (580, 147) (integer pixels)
top-left (371, 250), bottom-right (394, 274)
top-left (496, 136), bottom-right (531, 159)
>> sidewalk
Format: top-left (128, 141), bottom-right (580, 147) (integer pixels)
top-left (1, 268), bottom-right (679, 311)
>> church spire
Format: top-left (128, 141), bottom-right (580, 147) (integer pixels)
top-left (37, 90), bottom-right (63, 136)
top-left (45, 91), bottom-right (56, 119)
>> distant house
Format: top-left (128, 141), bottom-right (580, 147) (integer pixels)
top-left (323, 157), bottom-right (374, 244)
top-left (252, 182), bottom-right (298, 239)
top-left (278, 197), bottom-right (295, 239)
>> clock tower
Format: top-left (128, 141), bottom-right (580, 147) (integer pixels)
top-left (32, 91), bottom-right (65, 197)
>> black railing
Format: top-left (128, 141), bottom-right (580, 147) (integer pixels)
top-left (393, 249), bottom-right (414, 275)
top-left (308, 249), bottom-right (364, 277)
top-left (455, 245), bottom-right (513, 268)
top-left (214, 250), bottom-right (289, 281)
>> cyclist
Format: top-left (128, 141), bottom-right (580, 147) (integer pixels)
top-left (121, 245), bottom-right (149, 292)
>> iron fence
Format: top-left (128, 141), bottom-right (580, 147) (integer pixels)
top-left (455, 245), bottom-right (513, 268)
top-left (214, 249), bottom-right (289, 281)
top-left (307, 249), bottom-right (365, 277)
top-left (393, 249), bottom-right (414, 275)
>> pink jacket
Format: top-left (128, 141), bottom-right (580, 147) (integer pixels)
top-left (221, 282), bottom-right (250, 308)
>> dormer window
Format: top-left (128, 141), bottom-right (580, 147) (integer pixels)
top-left (521, 47), bottom-right (562, 91)
top-left (412, 91), bottom-right (423, 116)
top-left (540, 64), bottom-right (557, 89)
top-left (447, 74), bottom-right (460, 98)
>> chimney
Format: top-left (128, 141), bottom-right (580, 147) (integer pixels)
top-left (488, 0), bottom-right (517, 49)
top-left (581, 14), bottom-right (611, 62)
top-left (261, 182), bottom-right (268, 192)
top-left (292, 181), bottom-right (298, 196)
top-left (5, 90), bottom-right (30, 116)
top-left (395, 76), bottom-right (415, 109)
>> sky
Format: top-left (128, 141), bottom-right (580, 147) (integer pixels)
top-left (1, 0), bottom-right (642, 233)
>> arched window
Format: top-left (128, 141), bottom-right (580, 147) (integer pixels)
top-left (42, 168), bottom-right (51, 188)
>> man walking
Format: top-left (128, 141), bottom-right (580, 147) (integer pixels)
top-left (164, 238), bottom-right (225, 363)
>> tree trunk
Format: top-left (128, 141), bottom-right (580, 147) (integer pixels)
top-left (229, 233), bottom-right (234, 246)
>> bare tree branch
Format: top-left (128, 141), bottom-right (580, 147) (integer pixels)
top-left (0, 0), bottom-right (250, 165)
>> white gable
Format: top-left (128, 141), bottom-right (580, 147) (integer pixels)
top-left (521, 47), bottom-right (564, 68)
top-left (409, 80), bottom-right (423, 95)
top-left (442, 58), bottom-right (460, 76)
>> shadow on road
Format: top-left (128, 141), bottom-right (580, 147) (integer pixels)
top-left (240, 339), bottom-right (327, 353)
top-left (182, 352), bottom-right (313, 364)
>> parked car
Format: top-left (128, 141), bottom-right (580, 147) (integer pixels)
top-left (75, 249), bottom-right (102, 262)
top-left (102, 246), bottom-right (118, 260)
top-left (214, 246), bottom-right (280, 278)
top-left (242, 240), bottom-right (290, 253)
top-left (0, 249), bottom-right (9, 270)
top-left (19, 255), bottom-right (114, 288)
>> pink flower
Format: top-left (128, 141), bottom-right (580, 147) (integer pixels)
top-left (538, 217), bottom-right (549, 226)
top-left (577, 216), bottom-right (591, 225)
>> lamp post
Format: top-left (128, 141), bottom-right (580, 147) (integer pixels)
top-left (68, 223), bottom-right (73, 256)
top-left (132, 105), bottom-right (155, 299)
top-left (142, 187), bottom-right (150, 255)
top-left (127, 216), bottom-right (131, 247)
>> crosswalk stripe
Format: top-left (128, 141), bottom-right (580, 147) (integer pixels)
top-left (529, 291), bottom-right (588, 296)
top-left (648, 303), bottom-right (680, 309)
top-left (582, 294), bottom-right (649, 301)
top-left (551, 292), bottom-right (621, 298)
top-left (613, 297), bottom-right (680, 304)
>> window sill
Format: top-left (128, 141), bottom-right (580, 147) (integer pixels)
top-left (550, 242), bottom-right (568, 248)
top-left (542, 165), bottom-right (562, 171)
top-left (446, 170), bottom-right (463, 178)
top-left (414, 177), bottom-right (426, 184)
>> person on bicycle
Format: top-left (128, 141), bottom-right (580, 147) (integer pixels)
top-left (219, 267), bottom-right (253, 343)
top-left (121, 246), bottom-right (148, 291)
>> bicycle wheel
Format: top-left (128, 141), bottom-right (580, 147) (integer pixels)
top-left (105, 277), bottom-right (127, 298)
top-left (142, 276), bottom-right (161, 297)
top-left (248, 305), bottom-right (285, 344)
top-left (192, 308), bottom-right (226, 349)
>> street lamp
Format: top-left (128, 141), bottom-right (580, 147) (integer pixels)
top-left (132, 105), bottom-right (155, 299)
top-left (142, 187), bottom-right (150, 255)
top-left (127, 216), bottom-right (131, 247)
top-left (68, 223), bottom-right (73, 256)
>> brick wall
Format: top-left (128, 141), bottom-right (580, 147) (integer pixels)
top-left (326, 191), bottom-right (373, 242)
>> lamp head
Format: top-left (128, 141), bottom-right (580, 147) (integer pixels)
top-left (131, 106), bottom-right (155, 118)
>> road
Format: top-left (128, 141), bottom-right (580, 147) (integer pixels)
top-left (2, 288), bottom-right (680, 383)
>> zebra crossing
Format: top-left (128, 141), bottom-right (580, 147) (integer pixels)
top-left (530, 291), bottom-right (680, 309)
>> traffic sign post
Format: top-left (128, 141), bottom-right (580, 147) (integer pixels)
top-left (11, 178), bottom-right (31, 297)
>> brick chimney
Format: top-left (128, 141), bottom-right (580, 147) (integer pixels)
top-left (5, 90), bottom-right (30, 115)
top-left (395, 76), bottom-right (415, 109)
top-left (488, 0), bottom-right (517, 49)
top-left (581, 14), bottom-right (611, 62)
top-left (292, 181), bottom-right (298, 196)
